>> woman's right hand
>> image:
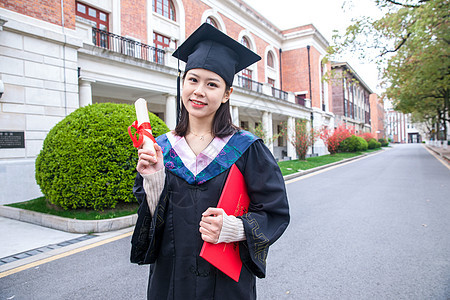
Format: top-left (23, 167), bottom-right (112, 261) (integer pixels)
top-left (136, 143), bottom-right (163, 175)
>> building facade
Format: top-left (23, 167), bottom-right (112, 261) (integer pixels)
top-left (0, 0), bottom-right (347, 203)
top-left (331, 62), bottom-right (372, 134)
top-left (385, 108), bottom-right (421, 144)
top-left (369, 93), bottom-right (385, 140)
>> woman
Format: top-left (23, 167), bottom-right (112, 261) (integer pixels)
top-left (131, 23), bottom-right (290, 299)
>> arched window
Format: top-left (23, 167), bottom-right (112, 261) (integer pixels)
top-left (240, 36), bottom-right (253, 89)
top-left (241, 36), bottom-right (250, 49)
top-left (206, 17), bottom-right (218, 28)
top-left (267, 51), bottom-right (274, 68)
top-left (153, 0), bottom-right (176, 21)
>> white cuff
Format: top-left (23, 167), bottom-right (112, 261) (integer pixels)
top-left (216, 213), bottom-right (246, 244)
top-left (141, 168), bottom-right (165, 216)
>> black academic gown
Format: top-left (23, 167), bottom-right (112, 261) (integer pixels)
top-left (130, 130), bottom-right (290, 300)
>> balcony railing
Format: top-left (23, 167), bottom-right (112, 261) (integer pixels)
top-left (295, 95), bottom-right (306, 106)
top-left (237, 75), bottom-right (263, 93)
top-left (271, 87), bottom-right (288, 101)
top-left (92, 28), bottom-right (165, 65)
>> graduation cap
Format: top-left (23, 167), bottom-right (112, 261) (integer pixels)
top-left (173, 23), bottom-right (261, 87)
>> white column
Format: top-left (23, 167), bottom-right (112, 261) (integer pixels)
top-left (165, 94), bottom-right (177, 130)
top-left (249, 120), bottom-right (256, 132)
top-left (287, 117), bottom-right (297, 160)
top-left (262, 111), bottom-right (273, 153)
top-left (232, 105), bottom-right (240, 127)
top-left (79, 79), bottom-right (94, 107)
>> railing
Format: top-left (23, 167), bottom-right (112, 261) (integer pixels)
top-left (92, 28), bottom-right (165, 65)
top-left (237, 75), bottom-right (263, 93)
top-left (271, 87), bottom-right (288, 101)
top-left (295, 95), bottom-right (306, 106)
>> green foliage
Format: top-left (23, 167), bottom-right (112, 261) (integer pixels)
top-left (35, 103), bottom-right (169, 211)
top-left (251, 123), bottom-right (267, 143)
top-left (290, 119), bottom-right (317, 160)
top-left (339, 135), bottom-right (368, 152)
top-left (332, 0), bottom-right (450, 140)
top-left (319, 123), bottom-right (354, 154)
top-left (378, 138), bottom-right (389, 147)
top-left (7, 197), bottom-right (138, 220)
top-left (368, 138), bottom-right (382, 149)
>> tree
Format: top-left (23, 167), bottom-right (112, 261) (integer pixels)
top-left (332, 0), bottom-right (450, 140)
top-left (290, 119), bottom-right (318, 160)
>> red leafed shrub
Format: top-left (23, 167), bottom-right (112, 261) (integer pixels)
top-left (358, 132), bottom-right (375, 142)
top-left (320, 123), bottom-right (354, 154)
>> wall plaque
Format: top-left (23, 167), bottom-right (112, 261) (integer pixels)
top-left (0, 131), bottom-right (25, 149)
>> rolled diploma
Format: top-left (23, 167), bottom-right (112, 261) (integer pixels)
top-left (135, 98), bottom-right (155, 152)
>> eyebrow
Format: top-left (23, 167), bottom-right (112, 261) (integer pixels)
top-left (188, 72), bottom-right (221, 83)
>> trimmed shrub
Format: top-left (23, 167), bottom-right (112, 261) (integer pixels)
top-left (35, 103), bottom-right (169, 211)
top-left (378, 138), bottom-right (389, 147)
top-left (356, 136), bottom-right (368, 151)
top-left (368, 138), bottom-right (381, 149)
top-left (320, 123), bottom-right (354, 154)
top-left (339, 135), bottom-right (368, 152)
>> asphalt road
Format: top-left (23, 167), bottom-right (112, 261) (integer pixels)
top-left (1, 144), bottom-right (449, 299)
top-left (258, 144), bottom-right (450, 299)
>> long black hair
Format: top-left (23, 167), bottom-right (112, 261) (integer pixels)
top-left (174, 74), bottom-right (238, 138)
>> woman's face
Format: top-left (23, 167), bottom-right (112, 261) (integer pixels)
top-left (182, 68), bottom-right (232, 124)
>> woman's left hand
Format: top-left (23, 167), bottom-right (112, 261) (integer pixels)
top-left (199, 208), bottom-right (225, 244)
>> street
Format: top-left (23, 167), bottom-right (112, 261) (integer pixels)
top-left (1, 144), bottom-right (449, 299)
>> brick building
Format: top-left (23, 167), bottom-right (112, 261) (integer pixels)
top-left (331, 62), bottom-right (373, 134)
top-left (385, 107), bottom-right (421, 144)
top-left (0, 0), bottom-right (349, 203)
top-left (369, 94), bottom-right (385, 140)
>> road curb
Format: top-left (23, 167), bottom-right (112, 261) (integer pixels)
top-left (425, 145), bottom-right (450, 163)
top-left (283, 152), bottom-right (375, 181)
top-left (0, 205), bottom-right (137, 234)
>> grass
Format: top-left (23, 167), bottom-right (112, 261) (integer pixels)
top-left (6, 197), bottom-right (138, 220)
top-left (278, 149), bottom-right (381, 176)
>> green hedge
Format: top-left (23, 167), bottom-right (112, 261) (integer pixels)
top-left (368, 138), bottom-right (382, 149)
top-left (339, 135), bottom-right (368, 152)
top-left (378, 138), bottom-right (389, 147)
top-left (35, 103), bottom-right (169, 211)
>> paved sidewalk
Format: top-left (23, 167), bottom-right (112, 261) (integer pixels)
top-left (425, 143), bottom-right (450, 164)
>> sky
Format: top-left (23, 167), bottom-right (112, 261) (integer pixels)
top-left (243, 0), bottom-right (385, 94)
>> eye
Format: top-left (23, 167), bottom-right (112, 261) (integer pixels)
top-left (207, 82), bottom-right (218, 88)
top-left (188, 77), bottom-right (198, 83)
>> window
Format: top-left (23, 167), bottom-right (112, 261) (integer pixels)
top-left (153, 32), bottom-right (170, 63)
top-left (76, 2), bottom-right (109, 31)
top-left (268, 78), bottom-right (275, 87)
top-left (240, 36), bottom-right (253, 88)
top-left (241, 36), bottom-right (250, 48)
top-left (344, 99), bottom-right (348, 117)
top-left (295, 94), bottom-right (306, 106)
top-left (241, 69), bottom-right (253, 89)
top-left (277, 124), bottom-right (284, 146)
top-left (206, 17), bottom-right (218, 28)
top-left (267, 51), bottom-right (274, 68)
top-left (153, 32), bottom-right (170, 49)
top-left (153, 0), bottom-right (176, 21)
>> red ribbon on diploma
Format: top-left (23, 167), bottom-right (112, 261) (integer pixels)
top-left (128, 121), bottom-right (157, 148)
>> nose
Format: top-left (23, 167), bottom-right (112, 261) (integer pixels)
top-left (193, 84), bottom-right (205, 97)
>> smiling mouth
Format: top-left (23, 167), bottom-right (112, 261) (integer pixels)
top-left (190, 99), bottom-right (207, 105)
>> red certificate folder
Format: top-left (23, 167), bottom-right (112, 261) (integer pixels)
top-left (199, 164), bottom-right (250, 282)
